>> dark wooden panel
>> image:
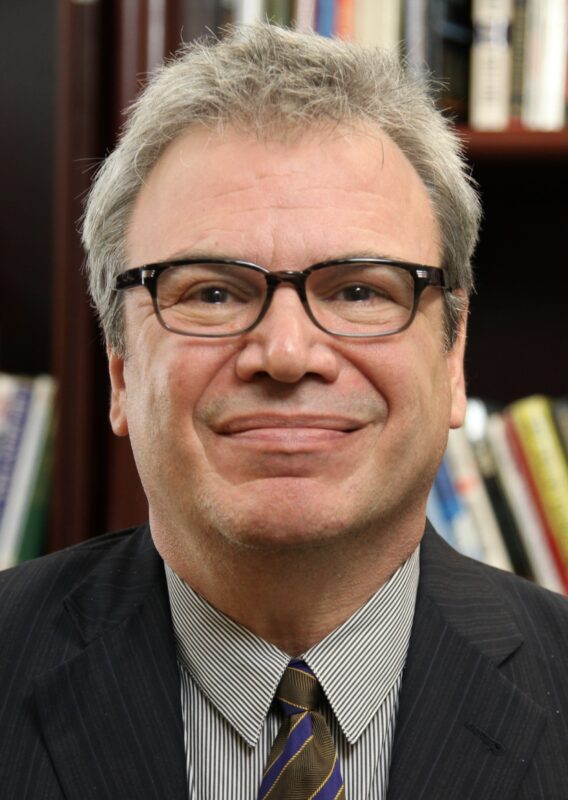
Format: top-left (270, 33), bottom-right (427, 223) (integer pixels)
top-left (0, 0), bottom-right (57, 375)
top-left (50, 0), bottom-right (109, 548)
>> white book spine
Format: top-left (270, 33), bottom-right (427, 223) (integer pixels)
top-left (404, 0), bottom-right (429, 72)
top-left (522, 0), bottom-right (568, 130)
top-left (469, 0), bottom-right (513, 130)
top-left (233, 0), bottom-right (265, 25)
top-left (294, 0), bottom-right (317, 31)
top-left (355, 0), bottom-right (402, 50)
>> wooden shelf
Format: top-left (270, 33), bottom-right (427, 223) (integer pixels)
top-left (457, 125), bottom-right (568, 160)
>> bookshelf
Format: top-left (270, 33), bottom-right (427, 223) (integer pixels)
top-left (460, 127), bottom-right (568, 159)
top-left (2, 1), bottom-right (567, 553)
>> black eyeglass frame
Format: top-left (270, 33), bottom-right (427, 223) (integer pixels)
top-left (114, 257), bottom-right (455, 339)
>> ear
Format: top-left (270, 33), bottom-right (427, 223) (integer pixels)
top-left (447, 298), bottom-right (469, 430)
top-left (107, 347), bottom-right (129, 437)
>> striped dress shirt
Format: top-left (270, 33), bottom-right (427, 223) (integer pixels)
top-left (165, 546), bottom-right (419, 800)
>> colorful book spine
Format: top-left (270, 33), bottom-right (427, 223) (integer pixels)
top-left (335, 0), bottom-right (356, 39)
top-left (0, 377), bottom-right (33, 530)
top-left (316, 0), bottom-right (335, 37)
top-left (433, 452), bottom-right (485, 561)
top-left (487, 410), bottom-right (567, 594)
top-left (506, 395), bottom-right (568, 579)
top-left (0, 375), bottom-right (56, 570)
top-left (445, 426), bottom-right (513, 572)
top-left (266, 0), bottom-right (291, 26)
top-left (465, 398), bottom-right (533, 580)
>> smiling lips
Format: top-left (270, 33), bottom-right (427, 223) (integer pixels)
top-left (216, 415), bottom-right (366, 445)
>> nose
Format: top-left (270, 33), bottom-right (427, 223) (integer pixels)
top-left (235, 285), bottom-right (340, 383)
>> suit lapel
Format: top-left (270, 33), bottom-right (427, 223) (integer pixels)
top-left (33, 527), bottom-right (188, 800)
top-left (387, 528), bottom-right (547, 800)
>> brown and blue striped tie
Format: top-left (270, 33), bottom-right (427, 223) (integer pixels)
top-left (257, 660), bottom-right (345, 800)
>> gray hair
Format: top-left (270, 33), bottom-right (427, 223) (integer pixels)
top-left (82, 22), bottom-right (481, 355)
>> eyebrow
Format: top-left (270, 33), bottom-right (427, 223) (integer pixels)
top-left (152, 248), bottom-right (403, 266)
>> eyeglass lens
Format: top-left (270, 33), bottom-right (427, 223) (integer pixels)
top-left (154, 262), bottom-right (416, 336)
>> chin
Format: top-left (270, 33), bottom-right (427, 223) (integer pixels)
top-left (197, 486), bottom-right (358, 552)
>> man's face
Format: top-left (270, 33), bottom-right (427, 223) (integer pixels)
top-left (108, 124), bottom-right (467, 562)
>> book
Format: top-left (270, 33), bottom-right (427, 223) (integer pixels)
top-left (404, 0), bottom-right (429, 75)
top-left (510, 0), bottom-right (528, 120)
top-left (430, 454), bottom-right (485, 559)
top-left (427, 0), bottom-right (473, 121)
top-left (487, 410), bottom-right (567, 593)
top-left (293, 0), bottom-right (317, 31)
top-left (505, 395), bottom-right (568, 581)
top-left (266, 0), bottom-right (291, 26)
top-left (0, 376), bottom-right (33, 534)
top-left (465, 398), bottom-right (533, 579)
top-left (0, 375), bottom-right (56, 570)
top-left (551, 397), bottom-right (568, 462)
top-left (522, 0), bottom-right (568, 130)
top-left (335, 0), bottom-right (356, 39)
top-left (469, 0), bottom-right (513, 130)
top-left (232, 0), bottom-right (265, 25)
top-left (16, 399), bottom-right (56, 563)
top-left (445, 426), bottom-right (513, 572)
top-left (316, 0), bottom-right (335, 37)
top-left (354, 0), bottom-right (402, 50)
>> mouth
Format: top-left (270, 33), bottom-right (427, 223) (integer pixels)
top-left (215, 414), bottom-right (366, 447)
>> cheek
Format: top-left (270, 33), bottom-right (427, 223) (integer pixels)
top-left (346, 337), bottom-right (452, 429)
top-left (124, 340), bottom-right (238, 444)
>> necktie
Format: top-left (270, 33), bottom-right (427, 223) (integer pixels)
top-left (258, 660), bottom-right (345, 800)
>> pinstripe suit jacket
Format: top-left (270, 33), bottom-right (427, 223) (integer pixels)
top-left (1, 523), bottom-right (567, 799)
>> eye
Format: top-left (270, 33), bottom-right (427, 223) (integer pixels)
top-left (195, 286), bottom-right (234, 304)
top-left (334, 284), bottom-right (386, 302)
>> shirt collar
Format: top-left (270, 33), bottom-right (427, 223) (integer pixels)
top-left (165, 546), bottom-right (419, 746)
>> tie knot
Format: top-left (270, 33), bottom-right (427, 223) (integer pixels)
top-left (276, 660), bottom-right (321, 716)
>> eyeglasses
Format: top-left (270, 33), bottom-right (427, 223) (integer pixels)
top-left (114, 257), bottom-right (454, 339)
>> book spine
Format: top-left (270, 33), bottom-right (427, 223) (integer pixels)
top-left (507, 396), bottom-right (568, 574)
top-left (430, 455), bottom-right (484, 558)
top-left (293, 0), bottom-right (317, 31)
top-left (336, 0), bottom-right (356, 39)
top-left (0, 376), bottom-right (56, 570)
top-left (469, 0), bottom-right (513, 130)
top-left (445, 426), bottom-right (513, 572)
top-left (266, 0), bottom-right (291, 26)
top-left (0, 379), bottom-right (33, 527)
top-left (355, 0), bottom-right (402, 49)
top-left (468, 417), bottom-right (534, 579)
top-left (17, 392), bottom-right (57, 563)
top-left (404, 0), bottom-right (429, 73)
top-left (488, 411), bottom-right (566, 593)
top-left (233, 0), bottom-right (265, 25)
top-left (316, 0), bottom-right (335, 37)
top-left (522, 0), bottom-right (568, 130)
top-left (510, 0), bottom-right (527, 120)
top-left (551, 397), bottom-right (568, 462)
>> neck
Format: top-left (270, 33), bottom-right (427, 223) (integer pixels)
top-left (159, 517), bottom-right (423, 656)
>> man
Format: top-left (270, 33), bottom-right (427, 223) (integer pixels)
top-left (1, 23), bottom-right (567, 800)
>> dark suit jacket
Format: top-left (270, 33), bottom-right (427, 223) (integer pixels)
top-left (1, 523), bottom-right (567, 799)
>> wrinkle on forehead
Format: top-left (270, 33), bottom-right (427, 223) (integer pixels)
top-left (126, 121), bottom-right (440, 270)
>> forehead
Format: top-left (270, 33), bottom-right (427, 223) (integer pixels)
top-left (126, 122), bottom-right (440, 268)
